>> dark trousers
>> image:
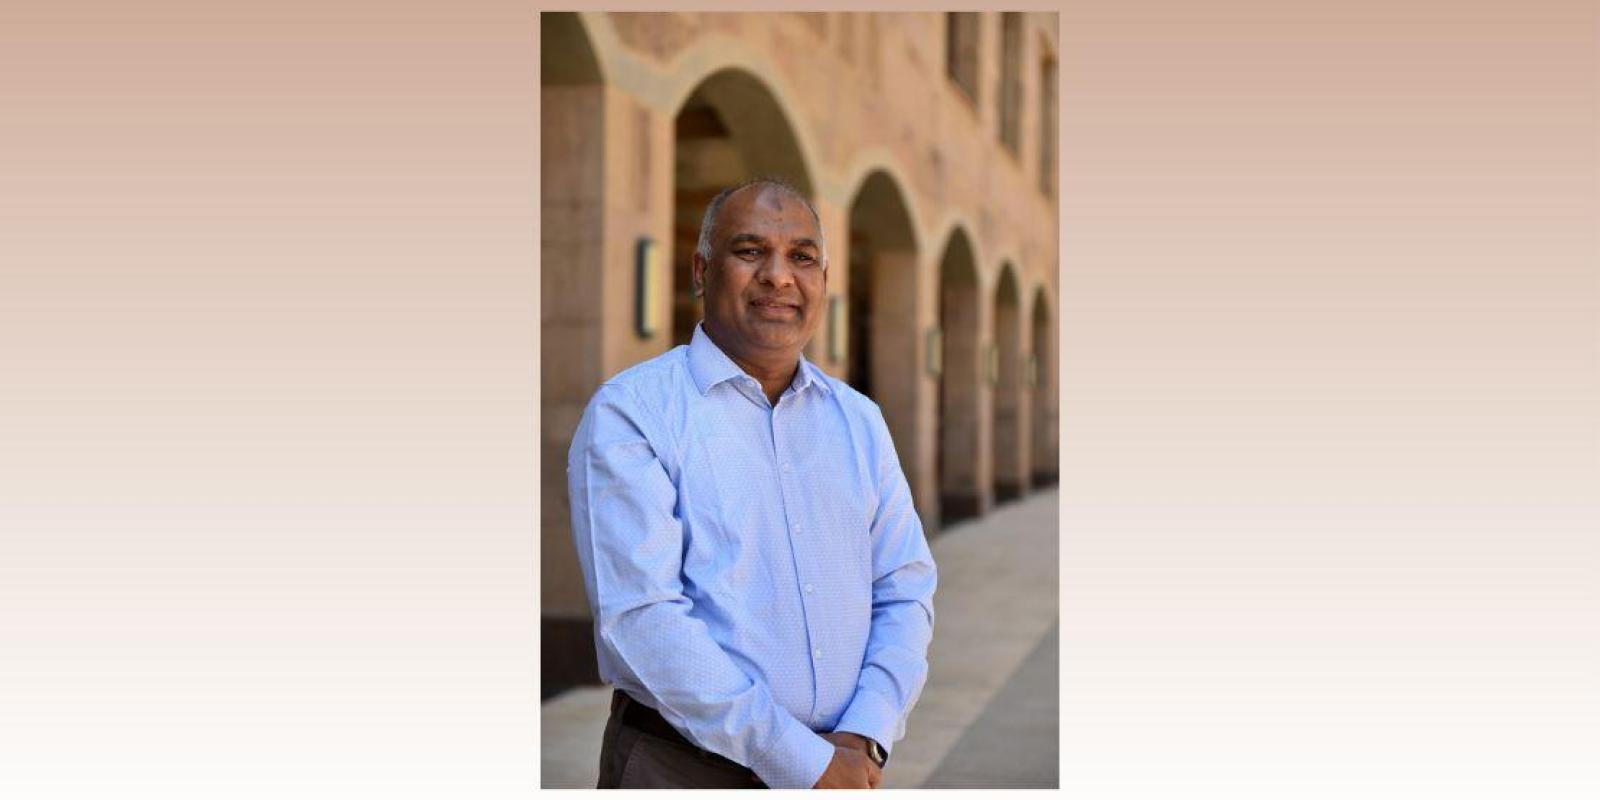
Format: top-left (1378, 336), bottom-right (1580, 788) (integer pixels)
top-left (597, 690), bottom-right (770, 789)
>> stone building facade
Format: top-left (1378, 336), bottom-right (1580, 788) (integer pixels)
top-left (542, 11), bottom-right (1059, 688)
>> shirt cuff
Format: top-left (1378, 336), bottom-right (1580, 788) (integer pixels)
top-left (833, 688), bottom-right (901, 761)
top-left (748, 716), bottom-right (836, 789)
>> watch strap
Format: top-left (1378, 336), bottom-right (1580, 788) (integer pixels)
top-left (867, 738), bottom-right (888, 767)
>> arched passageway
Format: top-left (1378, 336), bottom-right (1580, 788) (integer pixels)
top-left (1031, 288), bottom-right (1057, 486)
top-left (937, 229), bottom-right (982, 526)
top-left (846, 170), bottom-right (921, 507)
top-left (992, 264), bottom-right (1026, 502)
top-left (671, 69), bottom-right (814, 346)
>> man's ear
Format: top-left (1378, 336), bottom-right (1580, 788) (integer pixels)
top-left (691, 251), bottom-right (707, 298)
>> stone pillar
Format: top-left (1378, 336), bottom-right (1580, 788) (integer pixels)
top-left (911, 248), bottom-right (941, 531)
top-left (540, 77), bottom-right (608, 688)
top-left (1016, 323), bottom-right (1033, 497)
top-left (973, 282), bottom-right (994, 517)
top-left (543, 84), bottom-right (677, 688)
top-left (940, 271), bottom-right (985, 525)
top-left (867, 248), bottom-right (925, 520)
top-left (541, 80), bottom-right (606, 621)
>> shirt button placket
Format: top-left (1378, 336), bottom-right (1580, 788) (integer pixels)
top-left (776, 403), bottom-right (823, 710)
top-left (776, 410), bottom-right (801, 540)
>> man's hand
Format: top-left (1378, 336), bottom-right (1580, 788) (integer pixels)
top-left (821, 731), bottom-right (873, 755)
top-left (811, 744), bottom-right (882, 789)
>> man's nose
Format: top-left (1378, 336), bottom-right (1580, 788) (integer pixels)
top-left (754, 252), bottom-right (795, 287)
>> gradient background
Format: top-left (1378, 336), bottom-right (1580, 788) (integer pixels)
top-left (2, 1), bottom-right (1595, 797)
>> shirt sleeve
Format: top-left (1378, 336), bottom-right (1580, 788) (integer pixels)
top-left (567, 383), bottom-right (836, 789)
top-left (832, 405), bottom-right (938, 761)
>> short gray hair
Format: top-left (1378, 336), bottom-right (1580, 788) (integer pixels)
top-left (694, 177), bottom-right (827, 267)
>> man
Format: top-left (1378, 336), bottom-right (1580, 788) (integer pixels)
top-left (567, 178), bottom-right (937, 789)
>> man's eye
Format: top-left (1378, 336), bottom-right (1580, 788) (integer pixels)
top-left (735, 248), bottom-right (762, 258)
top-left (792, 252), bottom-right (816, 264)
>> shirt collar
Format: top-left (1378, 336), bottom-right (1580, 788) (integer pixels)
top-left (791, 351), bottom-right (834, 397)
top-left (687, 322), bottom-right (834, 398)
top-left (688, 323), bottom-right (744, 395)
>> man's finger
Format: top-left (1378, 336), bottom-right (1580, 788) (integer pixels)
top-left (847, 750), bottom-right (878, 788)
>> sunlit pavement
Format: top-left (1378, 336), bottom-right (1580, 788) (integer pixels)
top-left (540, 487), bottom-right (1060, 789)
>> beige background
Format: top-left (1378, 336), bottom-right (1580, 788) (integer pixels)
top-left (2, 0), bottom-right (1595, 797)
top-left (1057, 1), bottom-right (1597, 794)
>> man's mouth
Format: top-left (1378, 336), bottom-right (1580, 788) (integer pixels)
top-left (749, 298), bottom-right (799, 316)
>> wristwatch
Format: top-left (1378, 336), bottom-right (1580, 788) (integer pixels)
top-left (865, 738), bottom-right (888, 768)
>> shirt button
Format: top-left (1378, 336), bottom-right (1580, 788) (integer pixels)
top-left (781, 463), bottom-right (793, 474)
top-left (804, 584), bottom-right (814, 594)
top-left (792, 524), bottom-right (802, 535)
top-left (813, 648), bottom-right (823, 659)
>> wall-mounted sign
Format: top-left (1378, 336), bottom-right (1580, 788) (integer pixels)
top-left (827, 295), bottom-right (847, 363)
top-left (634, 237), bottom-right (662, 339)
top-left (925, 327), bottom-right (943, 377)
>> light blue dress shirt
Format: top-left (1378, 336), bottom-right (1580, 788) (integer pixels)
top-left (567, 323), bottom-right (937, 789)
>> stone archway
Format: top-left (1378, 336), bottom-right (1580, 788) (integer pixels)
top-left (937, 228), bottom-right (983, 526)
top-left (846, 170), bottom-right (922, 510)
top-left (671, 69), bottom-right (815, 347)
top-left (992, 263), bottom-right (1026, 502)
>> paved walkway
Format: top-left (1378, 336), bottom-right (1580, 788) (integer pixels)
top-left (540, 487), bottom-right (1059, 789)
top-left (922, 621), bottom-right (1058, 788)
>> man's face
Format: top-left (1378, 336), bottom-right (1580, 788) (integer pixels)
top-left (694, 185), bottom-right (827, 360)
